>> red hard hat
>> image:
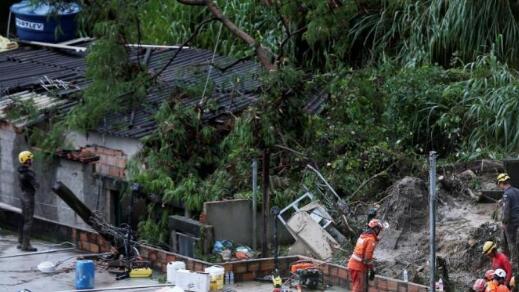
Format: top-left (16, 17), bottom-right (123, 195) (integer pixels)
top-left (472, 279), bottom-right (486, 292)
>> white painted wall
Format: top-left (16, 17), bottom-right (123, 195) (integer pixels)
top-left (0, 126), bottom-right (144, 229)
top-left (66, 131), bottom-right (143, 159)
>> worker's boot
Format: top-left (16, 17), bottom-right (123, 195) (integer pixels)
top-left (21, 245), bottom-right (37, 252)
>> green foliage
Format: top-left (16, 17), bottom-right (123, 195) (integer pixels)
top-left (31, 0), bottom-right (519, 246)
top-left (350, 0), bottom-right (519, 66)
top-left (4, 96), bottom-right (38, 121)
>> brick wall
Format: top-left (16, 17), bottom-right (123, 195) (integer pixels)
top-left (0, 206), bottom-right (428, 292)
top-left (65, 227), bottom-right (430, 291)
top-left (83, 145), bottom-right (127, 178)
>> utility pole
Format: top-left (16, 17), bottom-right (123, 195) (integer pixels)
top-left (262, 148), bottom-right (270, 257)
top-left (429, 151), bottom-right (437, 292)
top-left (252, 159), bottom-right (258, 251)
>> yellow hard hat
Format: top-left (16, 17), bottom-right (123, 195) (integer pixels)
top-left (483, 241), bottom-right (496, 255)
top-left (497, 173), bottom-right (511, 184)
top-left (18, 151), bottom-right (33, 164)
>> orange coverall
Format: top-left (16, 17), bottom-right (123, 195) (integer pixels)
top-left (486, 280), bottom-right (510, 292)
top-left (347, 231), bottom-right (378, 292)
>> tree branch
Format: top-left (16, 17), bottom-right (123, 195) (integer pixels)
top-left (176, 0), bottom-right (276, 71)
top-left (151, 17), bottom-right (216, 80)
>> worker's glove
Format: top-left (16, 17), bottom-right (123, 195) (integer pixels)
top-left (368, 269), bottom-right (376, 281)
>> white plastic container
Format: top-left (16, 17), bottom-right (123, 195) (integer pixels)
top-left (167, 261), bottom-right (186, 284)
top-left (175, 269), bottom-right (210, 292)
top-left (204, 266), bottom-right (225, 291)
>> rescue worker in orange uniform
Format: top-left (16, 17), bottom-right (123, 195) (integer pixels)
top-left (347, 219), bottom-right (384, 292)
top-left (486, 269), bottom-right (510, 292)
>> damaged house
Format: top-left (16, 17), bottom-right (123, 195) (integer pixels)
top-left (0, 41), bottom-right (262, 230)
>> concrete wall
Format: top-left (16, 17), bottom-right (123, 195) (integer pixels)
top-left (203, 199), bottom-right (294, 247)
top-left (0, 125), bottom-right (143, 229)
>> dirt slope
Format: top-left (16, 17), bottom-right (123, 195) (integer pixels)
top-left (374, 167), bottom-right (503, 290)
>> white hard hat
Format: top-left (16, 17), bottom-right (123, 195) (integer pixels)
top-left (495, 269), bottom-right (507, 279)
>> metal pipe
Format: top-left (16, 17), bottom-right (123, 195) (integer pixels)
top-left (252, 159), bottom-right (258, 251)
top-left (429, 151), bottom-right (437, 291)
top-left (306, 164), bottom-right (341, 201)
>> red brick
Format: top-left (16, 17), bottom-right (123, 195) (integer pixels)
top-left (260, 261), bottom-right (275, 272)
top-left (388, 280), bottom-right (398, 291)
top-left (248, 262), bottom-right (260, 272)
top-left (398, 283), bottom-right (407, 292)
top-left (337, 267), bottom-right (348, 280)
top-left (222, 263), bottom-right (232, 272)
top-left (78, 241), bottom-right (87, 251)
top-left (149, 251), bottom-right (157, 261)
top-left (329, 267), bottom-right (339, 277)
top-left (79, 232), bottom-right (88, 242)
top-left (234, 263), bottom-right (247, 273)
top-left (89, 243), bottom-right (99, 253)
top-left (368, 288), bottom-right (378, 292)
top-left (407, 285), bottom-right (420, 292)
top-left (166, 255), bottom-right (176, 263)
top-left (377, 279), bottom-right (388, 290)
top-left (240, 272), bottom-right (256, 281)
top-left (194, 262), bottom-right (205, 272)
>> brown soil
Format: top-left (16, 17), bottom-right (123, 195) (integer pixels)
top-left (374, 169), bottom-right (503, 290)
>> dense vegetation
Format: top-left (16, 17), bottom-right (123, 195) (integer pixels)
top-left (37, 0), bottom-right (519, 244)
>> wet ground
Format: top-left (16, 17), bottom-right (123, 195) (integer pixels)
top-left (0, 230), bottom-right (161, 291)
top-left (0, 229), bottom-right (343, 291)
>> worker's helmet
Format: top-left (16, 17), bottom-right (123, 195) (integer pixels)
top-left (497, 173), bottom-right (511, 184)
top-left (482, 241), bottom-right (497, 255)
top-left (494, 269), bottom-right (506, 280)
top-left (472, 279), bottom-right (486, 292)
top-left (484, 269), bottom-right (495, 281)
top-left (18, 151), bottom-right (33, 165)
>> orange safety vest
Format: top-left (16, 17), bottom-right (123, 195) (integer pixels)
top-left (347, 231), bottom-right (378, 272)
top-left (486, 281), bottom-right (510, 292)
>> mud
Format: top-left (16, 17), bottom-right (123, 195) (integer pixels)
top-left (374, 171), bottom-right (503, 290)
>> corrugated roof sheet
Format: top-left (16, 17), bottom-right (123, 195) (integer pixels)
top-left (0, 44), bottom-right (262, 138)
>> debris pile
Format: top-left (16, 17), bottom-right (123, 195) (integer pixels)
top-left (374, 167), bottom-right (504, 289)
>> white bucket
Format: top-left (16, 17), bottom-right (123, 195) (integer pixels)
top-left (204, 266), bottom-right (224, 291)
top-left (167, 261), bottom-right (186, 284)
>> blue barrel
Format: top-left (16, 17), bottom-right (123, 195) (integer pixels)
top-left (75, 260), bottom-right (95, 290)
top-left (10, 1), bottom-right (80, 43)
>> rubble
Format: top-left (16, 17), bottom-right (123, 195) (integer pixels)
top-left (375, 170), bottom-right (503, 290)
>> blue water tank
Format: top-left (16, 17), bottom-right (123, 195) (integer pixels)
top-left (10, 1), bottom-right (80, 43)
top-left (75, 260), bottom-right (95, 290)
